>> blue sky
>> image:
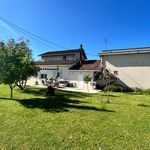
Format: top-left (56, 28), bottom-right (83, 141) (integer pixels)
top-left (0, 0), bottom-right (150, 60)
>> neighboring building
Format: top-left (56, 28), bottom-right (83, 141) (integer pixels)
top-left (28, 45), bottom-right (101, 89)
top-left (100, 47), bottom-right (150, 89)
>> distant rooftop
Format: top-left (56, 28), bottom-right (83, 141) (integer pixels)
top-left (100, 47), bottom-right (150, 56)
top-left (39, 44), bottom-right (87, 59)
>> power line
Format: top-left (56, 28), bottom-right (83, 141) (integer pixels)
top-left (0, 17), bottom-right (56, 49)
top-left (0, 17), bottom-right (100, 57)
top-left (3, 21), bottom-right (57, 50)
top-left (0, 17), bottom-right (69, 50)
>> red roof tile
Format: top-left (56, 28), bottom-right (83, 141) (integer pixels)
top-left (69, 60), bottom-right (101, 70)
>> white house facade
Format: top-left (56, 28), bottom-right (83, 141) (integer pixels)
top-left (100, 47), bottom-right (150, 89)
top-left (29, 45), bottom-right (101, 89)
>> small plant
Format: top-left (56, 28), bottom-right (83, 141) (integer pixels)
top-left (35, 81), bottom-right (38, 85)
top-left (100, 99), bottom-right (107, 110)
top-left (83, 74), bottom-right (92, 93)
top-left (41, 80), bottom-right (45, 85)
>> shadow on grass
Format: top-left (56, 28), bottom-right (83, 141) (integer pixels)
top-left (0, 87), bottom-right (114, 113)
top-left (19, 87), bottom-right (46, 96)
top-left (0, 96), bottom-right (114, 113)
top-left (20, 87), bottom-right (92, 98)
top-left (16, 96), bottom-right (114, 113)
top-left (0, 97), bottom-right (18, 100)
top-left (100, 94), bottom-right (119, 97)
top-left (137, 103), bottom-right (150, 108)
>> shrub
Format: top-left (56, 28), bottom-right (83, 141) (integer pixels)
top-left (104, 85), bottom-right (123, 92)
top-left (35, 81), bottom-right (38, 85)
top-left (104, 85), bottom-right (132, 92)
top-left (133, 87), bottom-right (142, 93)
top-left (145, 89), bottom-right (150, 94)
top-left (41, 80), bottom-right (45, 85)
top-left (83, 74), bottom-right (92, 83)
top-left (133, 88), bottom-right (150, 95)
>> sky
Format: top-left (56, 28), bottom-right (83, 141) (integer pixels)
top-left (0, 0), bottom-right (150, 60)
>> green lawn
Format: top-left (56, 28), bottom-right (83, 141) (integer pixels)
top-left (0, 85), bottom-right (150, 150)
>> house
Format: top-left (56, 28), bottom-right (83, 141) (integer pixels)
top-left (28, 45), bottom-right (101, 89)
top-left (100, 47), bottom-right (150, 89)
top-left (69, 60), bottom-right (101, 89)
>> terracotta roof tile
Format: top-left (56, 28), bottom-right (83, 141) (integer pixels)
top-left (69, 60), bottom-right (101, 70)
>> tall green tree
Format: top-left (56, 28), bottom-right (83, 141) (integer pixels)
top-left (0, 39), bottom-right (39, 98)
top-left (15, 40), bottom-right (39, 90)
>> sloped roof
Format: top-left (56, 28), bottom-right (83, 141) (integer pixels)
top-left (39, 49), bottom-right (87, 59)
top-left (69, 60), bottom-right (101, 70)
top-left (34, 60), bottom-right (78, 65)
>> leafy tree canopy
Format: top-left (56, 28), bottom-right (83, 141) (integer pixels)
top-left (0, 38), bottom-right (39, 98)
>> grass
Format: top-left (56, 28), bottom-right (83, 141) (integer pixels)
top-left (0, 85), bottom-right (150, 150)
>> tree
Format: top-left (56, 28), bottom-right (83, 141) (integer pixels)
top-left (14, 40), bottom-right (40, 90)
top-left (83, 74), bottom-right (92, 93)
top-left (97, 67), bottom-right (118, 89)
top-left (0, 39), bottom-right (39, 98)
top-left (100, 68), bottom-right (118, 103)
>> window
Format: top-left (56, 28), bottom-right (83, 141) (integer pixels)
top-left (40, 74), bottom-right (47, 79)
top-left (63, 55), bottom-right (67, 60)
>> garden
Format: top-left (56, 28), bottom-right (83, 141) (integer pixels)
top-left (0, 85), bottom-right (150, 150)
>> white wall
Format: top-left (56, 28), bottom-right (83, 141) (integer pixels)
top-left (42, 53), bottom-right (81, 61)
top-left (42, 56), bottom-right (63, 61)
top-left (69, 71), bottom-right (94, 89)
top-left (102, 53), bottom-right (150, 89)
top-left (37, 65), bottom-right (71, 80)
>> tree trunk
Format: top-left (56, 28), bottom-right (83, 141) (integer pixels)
top-left (10, 86), bottom-right (13, 99)
top-left (17, 84), bottom-right (24, 90)
top-left (9, 84), bottom-right (15, 99)
top-left (17, 80), bottom-right (27, 90)
top-left (87, 82), bottom-right (89, 93)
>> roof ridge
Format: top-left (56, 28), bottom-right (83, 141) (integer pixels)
top-left (102, 46), bottom-right (150, 52)
top-left (39, 49), bottom-right (80, 56)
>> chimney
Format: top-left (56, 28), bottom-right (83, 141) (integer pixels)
top-left (80, 44), bottom-right (83, 50)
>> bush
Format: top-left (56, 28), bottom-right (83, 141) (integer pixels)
top-left (41, 80), bottom-right (45, 85)
top-left (133, 87), bottom-right (142, 93)
top-left (83, 74), bottom-right (92, 83)
top-left (145, 89), bottom-right (150, 94)
top-left (35, 81), bottom-right (38, 85)
top-left (133, 88), bottom-right (150, 95)
top-left (104, 85), bottom-right (132, 92)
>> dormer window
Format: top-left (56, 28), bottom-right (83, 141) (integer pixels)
top-left (63, 55), bottom-right (67, 60)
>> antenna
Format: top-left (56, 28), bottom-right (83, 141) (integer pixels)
top-left (103, 37), bottom-right (108, 50)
